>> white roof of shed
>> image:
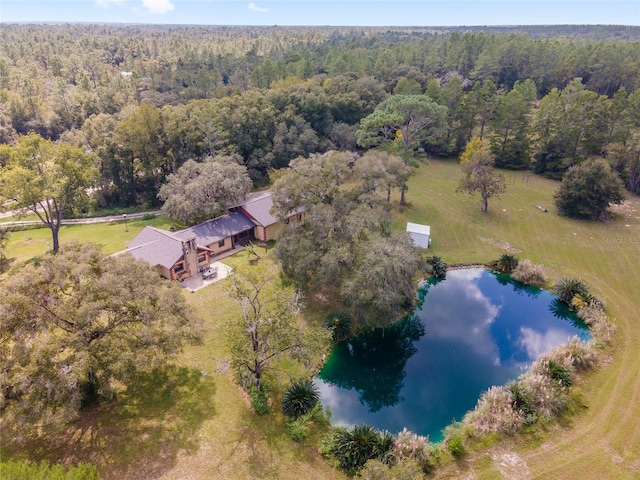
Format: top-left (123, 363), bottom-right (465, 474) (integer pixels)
top-left (406, 222), bottom-right (431, 236)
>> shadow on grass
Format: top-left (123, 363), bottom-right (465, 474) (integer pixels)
top-left (13, 365), bottom-right (217, 480)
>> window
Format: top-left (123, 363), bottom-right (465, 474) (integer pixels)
top-left (174, 263), bottom-right (185, 273)
top-left (218, 239), bottom-right (225, 248)
top-left (198, 253), bottom-right (207, 263)
top-left (284, 218), bottom-right (289, 225)
top-left (297, 213), bottom-right (303, 222)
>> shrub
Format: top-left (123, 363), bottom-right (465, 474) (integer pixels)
top-left (141, 212), bottom-right (156, 220)
top-left (463, 386), bottom-right (524, 435)
top-left (357, 458), bottom-right (424, 480)
top-left (495, 254), bottom-right (519, 273)
top-left (578, 305), bottom-right (615, 344)
top-left (282, 379), bottom-right (320, 418)
top-left (506, 381), bottom-right (537, 425)
top-left (446, 434), bottom-right (465, 458)
top-left (518, 371), bottom-right (566, 420)
top-left (393, 428), bottom-right (440, 473)
top-left (327, 425), bottom-right (395, 474)
top-left (428, 256), bottom-right (447, 279)
top-left (249, 384), bottom-right (270, 415)
top-left (285, 415), bottom-right (310, 442)
top-left (546, 361), bottom-right (573, 388)
top-left (0, 460), bottom-right (99, 479)
top-left (324, 311), bottom-right (352, 342)
top-left (510, 259), bottom-right (547, 287)
top-left (553, 278), bottom-right (589, 305)
top-left (543, 337), bottom-right (599, 372)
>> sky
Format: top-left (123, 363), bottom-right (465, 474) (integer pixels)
top-left (1, 0), bottom-right (639, 26)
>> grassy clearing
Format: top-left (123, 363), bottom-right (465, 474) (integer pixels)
top-left (2, 159), bottom-right (639, 479)
top-left (2, 216), bottom-right (172, 265)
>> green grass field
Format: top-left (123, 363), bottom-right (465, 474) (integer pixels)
top-left (2, 159), bottom-right (639, 479)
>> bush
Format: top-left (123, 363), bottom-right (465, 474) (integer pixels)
top-left (518, 371), bottom-right (566, 420)
top-left (324, 311), bottom-right (352, 342)
top-left (0, 460), bottom-right (99, 479)
top-left (446, 434), bottom-right (465, 458)
top-left (553, 278), bottom-right (589, 305)
top-left (357, 458), bottom-right (424, 480)
top-left (494, 254), bottom-right (519, 273)
top-left (427, 256), bottom-right (447, 279)
top-left (543, 337), bottom-right (599, 372)
top-left (578, 305), bottom-right (615, 344)
top-left (285, 415), bottom-right (310, 442)
top-left (510, 259), bottom-right (547, 287)
top-left (282, 379), bottom-right (320, 418)
top-left (326, 425), bottom-right (395, 474)
top-left (393, 428), bottom-right (440, 473)
top-left (141, 212), bottom-right (157, 220)
top-left (463, 386), bottom-right (524, 436)
top-left (546, 361), bottom-right (573, 388)
top-left (249, 384), bottom-right (270, 415)
top-left (506, 381), bottom-right (537, 425)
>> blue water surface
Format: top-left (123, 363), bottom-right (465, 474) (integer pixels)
top-left (316, 268), bottom-right (590, 442)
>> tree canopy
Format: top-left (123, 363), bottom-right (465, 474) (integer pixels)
top-left (457, 138), bottom-right (507, 212)
top-left (554, 158), bottom-right (626, 219)
top-left (0, 133), bottom-right (97, 252)
top-left (225, 264), bottom-right (329, 391)
top-left (158, 155), bottom-right (252, 225)
top-left (271, 150), bottom-right (422, 329)
top-left (0, 243), bottom-right (203, 443)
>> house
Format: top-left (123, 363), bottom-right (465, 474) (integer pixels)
top-left (121, 191), bottom-right (303, 281)
top-left (124, 226), bottom-right (211, 280)
top-left (233, 191), bottom-right (304, 242)
top-left (406, 222), bottom-right (431, 248)
top-left (174, 211), bottom-right (256, 255)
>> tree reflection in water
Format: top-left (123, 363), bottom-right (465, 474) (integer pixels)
top-left (318, 314), bottom-right (425, 412)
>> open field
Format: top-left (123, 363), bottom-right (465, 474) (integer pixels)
top-left (2, 159), bottom-right (639, 479)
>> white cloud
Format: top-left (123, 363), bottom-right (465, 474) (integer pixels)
top-left (518, 327), bottom-right (570, 359)
top-left (95, 0), bottom-right (127, 6)
top-left (248, 2), bottom-right (269, 13)
top-left (142, 0), bottom-right (175, 14)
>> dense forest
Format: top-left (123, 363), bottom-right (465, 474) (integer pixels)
top-left (1, 24), bottom-right (639, 208)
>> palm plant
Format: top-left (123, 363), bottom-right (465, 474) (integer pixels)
top-left (282, 379), bottom-right (320, 418)
top-left (330, 424), bottom-right (395, 474)
top-left (553, 278), bottom-right (589, 305)
top-left (428, 256), bottom-right (447, 279)
top-left (495, 254), bottom-right (519, 273)
top-left (324, 311), bottom-right (352, 342)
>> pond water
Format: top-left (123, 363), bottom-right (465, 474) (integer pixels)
top-left (316, 268), bottom-right (590, 442)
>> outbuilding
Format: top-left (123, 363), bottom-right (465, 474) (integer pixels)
top-left (406, 222), bottom-right (431, 248)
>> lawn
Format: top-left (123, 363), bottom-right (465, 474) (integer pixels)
top-left (2, 159), bottom-right (639, 479)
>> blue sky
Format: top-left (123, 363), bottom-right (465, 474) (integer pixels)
top-left (1, 1), bottom-right (638, 26)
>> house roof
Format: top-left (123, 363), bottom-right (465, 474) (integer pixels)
top-left (236, 191), bottom-right (279, 227)
top-left (124, 226), bottom-right (186, 269)
top-left (406, 222), bottom-right (431, 249)
top-left (175, 211), bottom-right (255, 246)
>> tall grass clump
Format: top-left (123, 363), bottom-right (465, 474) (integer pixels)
top-left (464, 386), bottom-right (524, 435)
top-left (393, 428), bottom-right (442, 473)
top-left (510, 259), bottom-right (547, 287)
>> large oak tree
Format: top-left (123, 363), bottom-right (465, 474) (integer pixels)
top-left (0, 243), bottom-right (203, 443)
top-left (0, 133), bottom-right (98, 252)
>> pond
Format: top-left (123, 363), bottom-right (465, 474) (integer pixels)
top-left (316, 268), bottom-right (590, 442)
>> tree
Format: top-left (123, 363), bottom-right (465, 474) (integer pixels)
top-left (456, 138), bottom-right (506, 212)
top-left (0, 243), bottom-right (203, 443)
top-left (0, 228), bottom-right (9, 272)
top-left (271, 151), bottom-right (422, 329)
top-left (0, 133), bottom-right (98, 252)
top-left (158, 155), bottom-right (252, 225)
top-left (225, 264), bottom-right (329, 391)
top-left (356, 95), bottom-right (448, 205)
top-left (554, 158), bottom-right (626, 219)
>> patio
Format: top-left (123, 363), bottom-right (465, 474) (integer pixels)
top-left (180, 261), bottom-right (233, 292)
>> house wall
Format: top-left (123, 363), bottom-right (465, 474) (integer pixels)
top-left (206, 236), bottom-right (233, 255)
top-left (170, 259), bottom-right (190, 280)
top-left (157, 265), bottom-right (171, 279)
top-left (262, 212), bottom-right (305, 241)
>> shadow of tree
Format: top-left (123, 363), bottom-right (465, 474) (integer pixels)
top-left (13, 365), bottom-right (217, 480)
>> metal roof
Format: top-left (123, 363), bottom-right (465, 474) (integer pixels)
top-left (406, 222), bottom-right (431, 249)
top-left (125, 226), bottom-right (186, 269)
top-left (175, 212), bottom-right (255, 246)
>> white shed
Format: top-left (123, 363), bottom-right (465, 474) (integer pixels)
top-left (406, 222), bottom-right (431, 248)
